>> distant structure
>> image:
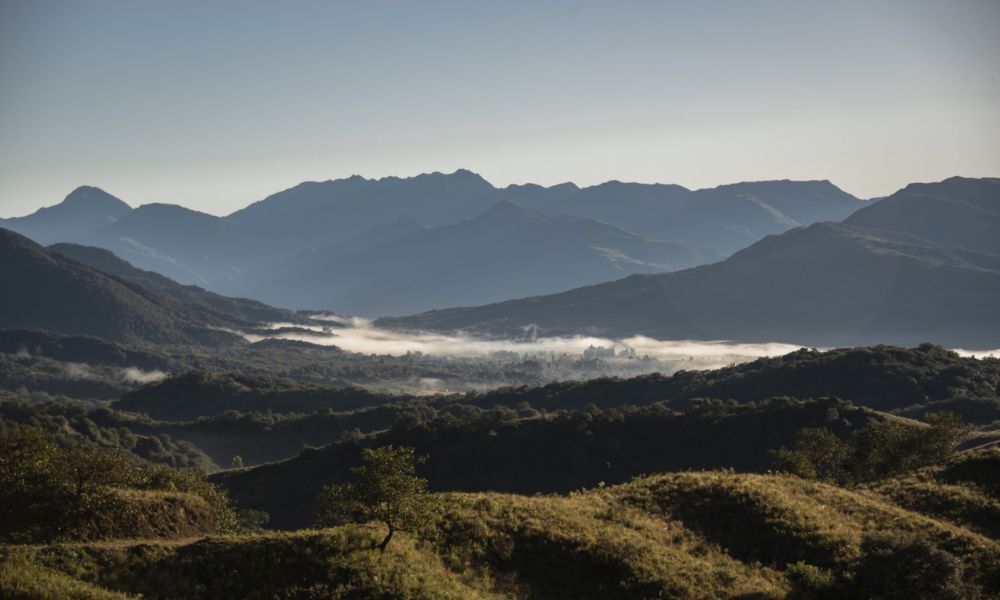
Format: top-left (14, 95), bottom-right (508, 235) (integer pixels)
top-left (583, 345), bottom-right (637, 359)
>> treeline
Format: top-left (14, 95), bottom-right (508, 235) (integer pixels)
top-left (0, 395), bottom-right (215, 471)
top-left (119, 343), bottom-right (1000, 423)
top-left (215, 397), bottom-right (884, 529)
top-left (466, 343), bottom-right (1000, 420)
top-left (3, 343), bottom-right (998, 475)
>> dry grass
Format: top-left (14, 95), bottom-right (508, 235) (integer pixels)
top-left (4, 470), bottom-right (999, 599)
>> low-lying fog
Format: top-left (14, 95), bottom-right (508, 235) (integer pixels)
top-left (241, 317), bottom-right (806, 372)
top-left (238, 316), bottom-right (1000, 375)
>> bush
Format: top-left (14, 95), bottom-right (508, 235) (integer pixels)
top-left (851, 534), bottom-right (979, 599)
top-left (0, 427), bottom-right (240, 541)
top-left (785, 561), bottom-right (837, 599)
top-left (773, 413), bottom-right (968, 485)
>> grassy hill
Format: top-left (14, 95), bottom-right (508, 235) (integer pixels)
top-left (4, 468), bottom-right (998, 599)
top-left (867, 447), bottom-right (1000, 539)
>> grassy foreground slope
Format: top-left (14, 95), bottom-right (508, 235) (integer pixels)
top-left (868, 447), bottom-right (1000, 539)
top-left (4, 470), bottom-right (998, 599)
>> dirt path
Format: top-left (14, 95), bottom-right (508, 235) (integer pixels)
top-left (2, 536), bottom-right (206, 551)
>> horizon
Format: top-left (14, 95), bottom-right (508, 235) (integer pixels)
top-left (2, 168), bottom-right (989, 219)
top-left (2, 0), bottom-right (999, 217)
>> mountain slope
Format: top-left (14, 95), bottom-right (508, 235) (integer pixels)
top-left (48, 243), bottom-right (300, 324)
top-left (80, 203), bottom-right (237, 287)
top-left (666, 179), bottom-right (865, 254)
top-left (0, 186), bottom-right (132, 245)
top-left (0, 228), bottom-right (260, 344)
top-left (379, 219), bottom-right (1000, 347)
top-left (846, 176), bottom-right (1000, 255)
top-left (335, 214), bottom-right (427, 254)
top-left (242, 200), bottom-right (718, 315)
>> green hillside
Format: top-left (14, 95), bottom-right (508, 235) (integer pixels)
top-left (4, 468), bottom-right (998, 599)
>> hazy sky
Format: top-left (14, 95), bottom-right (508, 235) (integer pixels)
top-left (1, 0), bottom-right (998, 217)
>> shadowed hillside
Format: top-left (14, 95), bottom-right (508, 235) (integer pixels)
top-left (0, 229), bottom-right (285, 345)
top-left (213, 398), bottom-right (887, 529)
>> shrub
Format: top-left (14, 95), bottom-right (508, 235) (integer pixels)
top-left (850, 534), bottom-right (979, 599)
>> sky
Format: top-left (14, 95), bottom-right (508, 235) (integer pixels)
top-left (1, 0), bottom-right (998, 218)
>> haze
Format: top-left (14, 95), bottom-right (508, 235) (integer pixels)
top-left (242, 318), bottom-right (1000, 365)
top-left (2, 0), bottom-right (999, 217)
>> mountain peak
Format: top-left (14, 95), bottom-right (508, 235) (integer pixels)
top-left (0, 186), bottom-right (132, 245)
top-left (478, 199), bottom-right (543, 222)
top-left (418, 168), bottom-right (492, 188)
top-left (60, 186), bottom-right (132, 213)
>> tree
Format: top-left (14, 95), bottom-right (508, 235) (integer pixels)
top-left (773, 413), bottom-right (968, 485)
top-left (0, 427), bottom-right (63, 540)
top-left (316, 446), bottom-right (429, 551)
top-left (846, 413), bottom-right (967, 482)
top-left (771, 428), bottom-right (849, 482)
top-left (852, 534), bottom-right (977, 599)
top-left (64, 446), bottom-right (145, 499)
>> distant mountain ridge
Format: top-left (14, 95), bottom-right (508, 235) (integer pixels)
top-left (2, 170), bottom-right (867, 314)
top-left (0, 186), bottom-right (132, 245)
top-left (241, 199), bottom-right (719, 315)
top-left (508, 178), bottom-right (862, 254)
top-left (380, 177), bottom-right (1000, 348)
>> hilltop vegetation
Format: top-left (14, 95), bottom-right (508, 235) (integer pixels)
top-left (0, 427), bottom-right (236, 544)
top-left (214, 398), bottom-right (924, 529)
top-left (4, 465), bottom-right (999, 599)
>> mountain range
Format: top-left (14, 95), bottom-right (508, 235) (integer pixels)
top-left (243, 200), bottom-right (718, 315)
top-left (508, 178), bottom-right (863, 254)
top-left (380, 177), bottom-right (1000, 348)
top-left (0, 171), bottom-right (866, 314)
top-left (3, 173), bottom-right (996, 348)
